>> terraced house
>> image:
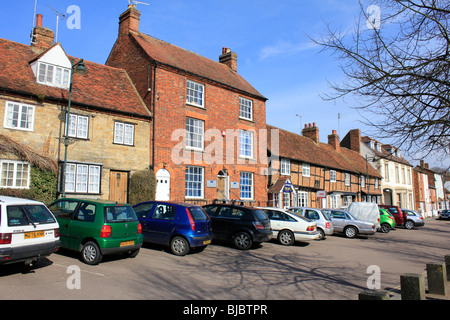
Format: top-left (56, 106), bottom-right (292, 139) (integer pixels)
top-left (106, 5), bottom-right (268, 204)
top-left (0, 15), bottom-right (152, 202)
top-left (267, 123), bottom-right (382, 209)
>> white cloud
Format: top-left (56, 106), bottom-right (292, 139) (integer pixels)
top-left (259, 39), bottom-right (317, 60)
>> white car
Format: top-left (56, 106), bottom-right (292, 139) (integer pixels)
top-left (258, 207), bottom-right (319, 245)
top-left (0, 196), bottom-right (60, 266)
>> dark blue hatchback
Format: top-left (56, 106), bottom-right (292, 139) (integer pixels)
top-left (133, 201), bottom-right (213, 256)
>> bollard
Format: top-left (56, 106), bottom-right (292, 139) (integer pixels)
top-left (426, 263), bottom-right (447, 296)
top-left (445, 255), bottom-right (450, 281)
top-left (400, 273), bottom-right (425, 300)
top-left (358, 289), bottom-right (390, 300)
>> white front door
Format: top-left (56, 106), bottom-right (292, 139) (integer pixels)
top-left (155, 169), bottom-right (170, 201)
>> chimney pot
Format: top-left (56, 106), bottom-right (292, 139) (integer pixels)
top-left (219, 47), bottom-right (238, 72)
top-left (302, 122), bottom-right (319, 143)
top-left (36, 14), bottom-right (43, 27)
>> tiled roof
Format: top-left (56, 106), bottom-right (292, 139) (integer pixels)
top-left (130, 32), bottom-right (267, 100)
top-left (0, 38), bottom-right (151, 119)
top-left (267, 124), bottom-right (381, 178)
top-left (361, 136), bottom-right (412, 166)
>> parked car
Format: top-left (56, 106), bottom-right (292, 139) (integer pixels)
top-left (322, 209), bottom-right (376, 238)
top-left (133, 201), bottom-right (212, 256)
top-left (287, 207), bottom-right (333, 240)
top-left (48, 198), bottom-right (143, 265)
top-left (0, 196), bottom-right (60, 266)
top-left (401, 209), bottom-right (425, 229)
top-left (438, 209), bottom-right (450, 220)
top-left (379, 208), bottom-right (396, 233)
top-left (202, 203), bottom-right (272, 250)
top-left (379, 205), bottom-right (407, 228)
top-left (258, 207), bottom-right (319, 245)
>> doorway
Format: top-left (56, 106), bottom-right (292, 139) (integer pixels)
top-left (217, 170), bottom-right (229, 200)
top-left (109, 171), bottom-right (129, 203)
top-left (156, 169), bottom-right (171, 201)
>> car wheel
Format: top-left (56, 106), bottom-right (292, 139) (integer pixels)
top-left (405, 220), bottom-right (415, 229)
top-left (170, 236), bottom-right (190, 256)
top-left (380, 223), bottom-right (391, 233)
top-left (317, 228), bottom-right (326, 240)
top-left (81, 241), bottom-right (103, 265)
top-left (234, 232), bottom-right (253, 250)
top-left (344, 226), bottom-right (358, 238)
top-left (278, 230), bottom-right (295, 246)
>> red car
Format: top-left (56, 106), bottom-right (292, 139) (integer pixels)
top-left (379, 205), bottom-right (407, 227)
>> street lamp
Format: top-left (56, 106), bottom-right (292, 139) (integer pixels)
top-left (61, 59), bottom-right (88, 198)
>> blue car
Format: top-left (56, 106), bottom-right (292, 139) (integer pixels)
top-left (133, 201), bottom-right (213, 256)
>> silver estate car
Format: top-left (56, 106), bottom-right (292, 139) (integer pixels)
top-left (401, 209), bottom-right (425, 228)
top-left (322, 209), bottom-right (376, 238)
top-left (288, 207), bottom-right (333, 240)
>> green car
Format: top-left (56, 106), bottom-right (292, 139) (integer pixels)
top-left (379, 208), bottom-right (396, 233)
top-left (48, 198), bottom-right (143, 265)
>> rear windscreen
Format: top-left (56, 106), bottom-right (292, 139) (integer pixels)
top-left (188, 207), bottom-right (209, 220)
top-left (104, 206), bottom-right (138, 223)
top-left (253, 209), bottom-right (268, 220)
top-left (7, 205), bottom-right (56, 226)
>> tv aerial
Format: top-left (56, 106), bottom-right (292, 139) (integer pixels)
top-left (128, 0), bottom-right (150, 8)
top-left (47, 5), bottom-right (67, 43)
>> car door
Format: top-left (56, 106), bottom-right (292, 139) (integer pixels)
top-left (330, 210), bottom-right (346, 232)
top-left (265, 210), bottom-right (285, 237)
top-left (48, 199), bottom-right (80, 249)
top-left (146, 203), bottom-right (178, 245)
top-left (133, 202), bottom-right (156, 242)
top-left (210, 206), bottom-right (235, 241)
top-left (68, 202), bottom-right (97, 250)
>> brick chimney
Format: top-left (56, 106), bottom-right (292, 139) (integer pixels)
top-left (219, 47), bottom-right (238, 72)
top-left (347, 129), bottom-right (361, 153)
top-left (328, 130), bottom-right (340, 151)
top-left (302, 123), bottom-right (319, 143)
top-left (119, 5), bottom-right (141, 37)
top-left (31, 14), bottom-right (55, 53)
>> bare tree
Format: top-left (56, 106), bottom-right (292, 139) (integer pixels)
top-left (315, 0), bottom-right (450, 162)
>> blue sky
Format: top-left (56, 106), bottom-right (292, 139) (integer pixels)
top-left (0, 0), bottom-right (447, 168)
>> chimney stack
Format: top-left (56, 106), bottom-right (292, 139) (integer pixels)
top-left (328, 130), bottom-right (340, 151)
top-left (219, 47), bottom-right (238, 72)
top-left (302, 123), bottom-right (319, 143)
top-left (347, 129), bottom-right (361, 153)
top-left (31, 14), bottom-right (55, 53)
top-left (119, 5), bottom-right (141, 37)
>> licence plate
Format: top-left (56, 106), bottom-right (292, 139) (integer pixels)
top-left (203, 239), bottom-right (211, 245)
top-left (24, 231), bottom-right (45, 239)
top-left (120, 240), bottom-right (134, 247)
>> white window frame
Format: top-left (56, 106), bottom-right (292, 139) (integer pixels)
top-left (186, 80), bottom-right (205, 108)
top-left (330, 170), bottom-right (336, 182)
top-left (240, 172), bottom-right (254, 200)
top-left (68, 114), bottom-right (89, 139)
top-left (186, 117), bottom-right (204, 150)
top-left (302, 163), bottom-right (310, 177)
top-left (345, 173), bottom-right (351, 186)
top-left (0, 160), bottom-right (30, 189)
top-left (64, 163), bottom-right (101, 194)
top-left (114, 122), bottom-right (135, 146)
top-left (239, 97), bottom-right (253, 121)
top-left (298, 191), bottom-right (308, 207)
top-left (37, 62), bottom-right (70, 88)
top-left (280, 158), bottom-right (290, 175)
top-left (361, 175), bottom-right (365, 188)
top-left (185, 166), bottom-right (204, 199)
top-left (239, 130), bottom-right (254, 159)
top-left (4, 101), bottom-right (35, 131)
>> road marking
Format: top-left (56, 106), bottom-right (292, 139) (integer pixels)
top-left (53, 263), bottom-right (105, 277)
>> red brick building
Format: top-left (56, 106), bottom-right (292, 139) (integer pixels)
top-left (106, 5), bottom-right (268, 204)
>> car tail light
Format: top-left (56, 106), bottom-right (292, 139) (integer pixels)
top-left (186, 208), bottom-right (195, 232)
top-left (137, 223), bottom-right (142, 234)
top-left (100, 225), bottom-right (112, 238)
top-left (253, 221), bottom-right (264, 229)
top-left (306, 225), bottom-right (316, 232)
top-left (0, 233), bottom-right (12, 244)
top-left (54, 228), bottom-right (60, 238)
top-left (388, 216), bottom-right (394, 220)
top-left (419, 217), bottom-right (423, 220)
top-left (325, 222), bottom-right (330, 229)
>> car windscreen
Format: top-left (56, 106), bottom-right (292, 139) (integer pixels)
top-left (188, 207), bottom-right (209, 220)
top-left (7, 205), bottom-right (56, 226)
top-left (104, 206), bottom-right (138, 223)
top-left (252, 209), bottom-right (268, 220)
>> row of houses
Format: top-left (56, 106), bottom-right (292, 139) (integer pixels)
top-left (0, 5), bottom-right (448, 216)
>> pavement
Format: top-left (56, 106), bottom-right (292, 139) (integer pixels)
top-left (385, 273), bottom-right (450, 300)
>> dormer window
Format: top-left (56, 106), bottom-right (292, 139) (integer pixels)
top-left (37, 62), bottom-right (70, 88)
